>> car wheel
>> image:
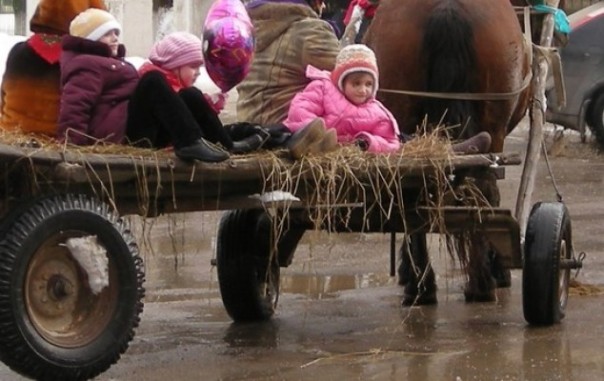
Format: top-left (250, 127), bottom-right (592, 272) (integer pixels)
top-left (588, 92), bottom-right (604, 148)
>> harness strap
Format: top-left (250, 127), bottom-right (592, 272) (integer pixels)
top-left (378, 71), bottom-right (532, 101)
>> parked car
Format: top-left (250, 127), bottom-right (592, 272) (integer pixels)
top-left (546, 2), bottom-right (604, 146)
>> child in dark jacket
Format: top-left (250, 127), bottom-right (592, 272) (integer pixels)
top-left (58, 10), bottom-right (264, 162)
top-left (58, 8), bottom-right (138, 146)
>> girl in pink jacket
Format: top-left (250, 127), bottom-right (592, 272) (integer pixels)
top-left (284, 44), bottom-right (401, 158)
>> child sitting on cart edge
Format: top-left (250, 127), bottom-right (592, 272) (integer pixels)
top-left (283, 44), bottom-right (399, 158)
top-left (57, 9), bottom-right (270, 162)
top-left (284, 44), bottom-right (493, 159)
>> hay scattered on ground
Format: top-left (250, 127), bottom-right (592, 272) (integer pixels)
top-left (569, 279), bottom-right (604, 296)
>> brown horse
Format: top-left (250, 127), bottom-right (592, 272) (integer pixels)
top-left (364, 0), bottom-right (533, 304)
top-left (365, 0), bottom-right (532, 152)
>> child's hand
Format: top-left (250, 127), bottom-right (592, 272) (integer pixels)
top-left (207, 92), bottom-right (228, 113)
top-left (355, 138), bottom-right (369, 151)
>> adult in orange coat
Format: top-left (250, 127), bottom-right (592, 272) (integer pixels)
top-left (0, 0), bottom-right (106, 136)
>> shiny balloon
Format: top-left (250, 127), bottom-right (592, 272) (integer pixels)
top-left (202, 0), bottom-right (255, 92)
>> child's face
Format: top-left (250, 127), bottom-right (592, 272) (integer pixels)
top-left (98, 29), bottom-right (120, 56)
top-left (343, 72), bottom-right (374, 105)
top-left (175, 64), bottom-right (201, 88)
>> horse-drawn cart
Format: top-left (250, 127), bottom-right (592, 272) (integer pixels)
top-left (0, 0), bottom-right (581, 377)
top-left (0, 140), bottom-right (581, 380)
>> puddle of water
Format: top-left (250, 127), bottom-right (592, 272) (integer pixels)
top-left (144, 287), bottom-right (221, 303)
top-left (281, 272), bottom-right (394, 299)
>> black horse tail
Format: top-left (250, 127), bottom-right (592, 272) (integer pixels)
top-left (421, 2), bottom-right (479, 139)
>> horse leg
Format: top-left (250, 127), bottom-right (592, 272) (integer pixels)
top-left (401, 233), bottom-right (437, 306)
top-left (473, 169), bottom-right (511, 288)
top-left (397, 246), bottom-right (409, 286)
top-left (464, 233), bottom-right (496, 302)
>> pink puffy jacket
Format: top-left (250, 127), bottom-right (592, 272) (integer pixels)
top-left (283, 65), bottom-right (401, 153)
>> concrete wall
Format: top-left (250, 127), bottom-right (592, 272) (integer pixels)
top-left (114, 0), bottom-right (215, 57)
top-left (12, 0), bottom-right (216, 57)
top-left (172, 0), bottom-right (214, 37)
top-left (106, 0), bottom-right (154, 57)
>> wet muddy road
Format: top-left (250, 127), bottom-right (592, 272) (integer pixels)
top-left (2, 123), bottom-right (604, 380)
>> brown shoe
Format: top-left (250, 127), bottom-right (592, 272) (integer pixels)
top-left (287, 118), bottom-right (326, 159)
top-left (309, 128), bottom-right (338, 155)
top-left (451, 131), bottom-right (492, 154)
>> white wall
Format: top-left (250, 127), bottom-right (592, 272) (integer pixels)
top-left (20, 0), bottom-right (37, 35)
top-left (113, 0), bottom-right (215, 57)
top-left (4, 0), bottom-right (218, 57)
top-left (106, 0), bottom-right (154, 57)
top-left (0, 14), bottom-right (15, 35)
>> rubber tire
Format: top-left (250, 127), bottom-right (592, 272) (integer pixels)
top-left (0, 196), bottom-right (46, 239)
top-left (522, 202), bottom-right (572, 326)
top-left (588, 92), bottom-right (604, 148)
top-left (0, 194), bottom-right (145, 381)
top-left (217, 209), bottom-right (279, 322)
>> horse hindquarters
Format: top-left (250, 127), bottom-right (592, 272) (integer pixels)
top-left (420, 2), bottom-right (480, 139)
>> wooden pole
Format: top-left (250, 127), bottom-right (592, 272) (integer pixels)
top-left (515, 0), bottom-right (560, 238)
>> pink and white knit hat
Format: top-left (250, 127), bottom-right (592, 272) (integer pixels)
top-left (331, 44), bottom-right (379, 98)
top-left (149, 31), bottom-right (204, 70)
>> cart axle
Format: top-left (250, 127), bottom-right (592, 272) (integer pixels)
top-left (560, 256), bottom-right (584, 270)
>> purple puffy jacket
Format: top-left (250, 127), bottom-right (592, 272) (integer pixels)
top-left (58, 35), bottom-right (138, 145)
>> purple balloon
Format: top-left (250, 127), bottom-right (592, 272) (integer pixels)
top-left (202, 0), bottom-right (255, 92)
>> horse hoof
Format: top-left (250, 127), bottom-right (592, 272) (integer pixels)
top-left (493, 269), bottom-right (512, 288)
top-left (397, 264), bottom-right (409, 286)
top-left (464, 290), bottom-right (496, 303)
top-left (402, 292), bottom-right (437, 306)
top-left (489, 251), bottom-right (512, 288)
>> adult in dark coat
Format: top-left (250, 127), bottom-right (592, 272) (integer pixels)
top-left (0, 0), bottom-right (107, 136)
top-left (236, 0), bottom-right (340, 126)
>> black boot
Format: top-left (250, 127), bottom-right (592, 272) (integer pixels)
top-left (175, 138), bottom-right (229, 162)
top-left (231, 134), bottom-right (265, 154)
top-left (263, 124), bottom-right (292, 149)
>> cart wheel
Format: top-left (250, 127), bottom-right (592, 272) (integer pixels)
top-left (588, 92), bottom-right (604, 148)
top-left (522, 202), bottom-right (572, 326)
top-left (0, 194), bottom-right (145, 381)
top-left (217, 209), bottom-right (279, 322)
top-left (0, 196), bottom-right (47, 239)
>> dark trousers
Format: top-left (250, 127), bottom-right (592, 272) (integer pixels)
top-left (179, 86), bottom-right (234, 149)
top-left (126, 70), bottom-right (232, 150)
